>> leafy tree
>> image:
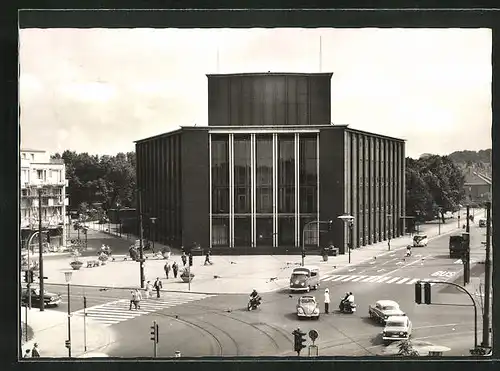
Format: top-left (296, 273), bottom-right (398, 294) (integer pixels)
top-left (397, 340), bottom-right (419, 357)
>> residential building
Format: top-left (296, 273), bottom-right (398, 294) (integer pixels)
top-left (135, 72), bottom-right (406, 254)
top-left (463, 166), bottom-right (492, 203)
top-left (20, 149), bottom-right (69, 250)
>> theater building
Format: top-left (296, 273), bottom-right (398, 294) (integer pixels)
top-left (135, 72), bottom-right (406, 255)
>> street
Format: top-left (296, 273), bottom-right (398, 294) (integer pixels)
top-left (38, 220), bottom-right (488, 357)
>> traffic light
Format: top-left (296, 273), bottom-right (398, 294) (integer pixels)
top-left (189, 253), bottom-right (193, 267)
top-left (150, 321), bottom-right (159, 343)
top-left (424, 282), bottom-right (431, 305)
top-left (293, 328), bottom-right (307, 355)
top-left (414, 282), bottom-right (422, 304)
top-left (301, 250), bottom-right (306, 259)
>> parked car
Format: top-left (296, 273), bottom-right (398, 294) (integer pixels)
top-left (21, 285), bottom-right (62, 307)
top-left (382, 315), bottom-right (412, 343)
top-left (368, 300), bottom-right (405, 325)
top-left (296, 295), bottom-right (320, 320)
top-left (413, 234), bottom-right (428, 247)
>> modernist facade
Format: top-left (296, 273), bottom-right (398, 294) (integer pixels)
top-left (136, 73), bottom-right (406, 255)
top-left (20, 149), bottom-right (68, 250)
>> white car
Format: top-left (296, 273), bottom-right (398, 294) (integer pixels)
top-left (382, 315), bottom-right (412, 343)
top-left (368, 300), bottom-right (406, 325)
top-left (413, 234), bottom-right (428, 247)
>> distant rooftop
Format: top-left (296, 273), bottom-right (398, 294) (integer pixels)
top-left (21, 148), bottom-right (46, 153)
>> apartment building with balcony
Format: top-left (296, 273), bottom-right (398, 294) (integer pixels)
top-left (20, 149), bottom-right (69, 249)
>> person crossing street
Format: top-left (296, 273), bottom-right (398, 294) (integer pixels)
top-left (172, 261), bottom-right (179, 278)
top-left (153, 277), bottom-right (162, 298)
top-left (324, 288), bottom-right (330, 314)
top-left (164, 262), bottom-right (171, 279)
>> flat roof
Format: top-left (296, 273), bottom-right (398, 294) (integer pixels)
top-left (21, 148), bottom-right (46, 153)
top-left (206, 72), bottom-right (333, 78)
top-left (135, 124), bottom-right (405, 144)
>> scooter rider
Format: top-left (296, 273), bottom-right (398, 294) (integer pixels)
top-left (340, 292), bottom-right (349, 310)
top-left (347, 292), bottom-right (355, 305)
top-left (250, 289), bottom-right (261, 306)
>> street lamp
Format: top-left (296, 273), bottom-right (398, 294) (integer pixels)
top-left (386, 214), bottom-right (392, 251)
top-left (437, 206), bottom-right (443, 235)
top-left (301, 220), bottom-right (332, 266)
top-left (150, 217), bottom-right (157, 253)
top-left (337, 214), bottom-right (355, 264)
top-left (64, 271), bottom-right (73, 358)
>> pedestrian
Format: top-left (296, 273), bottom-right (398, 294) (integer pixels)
top-left (23, 349), bottom-right (31, 358)
top-left (164, 262), bottom-right (171, 279)
top-left (324, 288), bottom-right (330, 314)
top-left (181, 252), bottom-right (187, 267)
top-left (204, 251), bottom-right (211, 265)
top-left (129, 290), bottom-right (137, 310)
top-left (144, 280), bottom-right (152, 299)
top-left (31, 343), bottom-right (40, 358)
top-left (172, 262), bottom-right (179, 278)
top-left (135, 289), bottom-right (142, 309)
top-left (153, 277), bottom-right (162, 298)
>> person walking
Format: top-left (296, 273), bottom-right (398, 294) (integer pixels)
top-left (153, 277), bottom-right (162, 299)
top-left (181, 252), bottom-right (187, 267)
top-left (324, 288), bottom-right (330, 314)
top-left (172, 262), bottom-right (179, 278)
top-left (144, 281), bottom-right (153, 299)
top-left (129, 290), bottom-right (137, 310)
top-left (204, 251), bottom-right (212, 265)
top-left (164, 262), bottom-right (171, 279)
top-left (31, 343), bottom-right (40, 358)
top-left (134, 289), bottom-right (142, 310)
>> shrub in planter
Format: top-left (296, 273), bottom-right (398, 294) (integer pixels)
top-left (70, 260), bottom-right (83, 270)
top-left (180, 268), bottom-right (195, 282)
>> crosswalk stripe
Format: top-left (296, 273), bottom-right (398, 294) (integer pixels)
top-left (386, 277), bottom-right (401, 284)
top-left (395, 278), bottom-right (410, 284)
top-left (331, 275), bottom-right (349, 282)
top-left (350, 276), bottom-right (367, 282)
top-left (322, 275), bottom-right (340, 282)
top-left (373, 276), bottom-right (391, 283)
top-left (341, 276), bottom-right (358, 282)
top-left (362, 276), bottom-right (381, 282)
top-left (407, 278), bottom-right (420, 285)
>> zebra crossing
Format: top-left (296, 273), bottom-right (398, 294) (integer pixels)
top-left (321, 274), bottom-right (438, 286)
top-left (73, 292), bottom-right (215, 327)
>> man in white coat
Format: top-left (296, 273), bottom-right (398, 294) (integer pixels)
top-left (324, 288), bottom-right (330, 314)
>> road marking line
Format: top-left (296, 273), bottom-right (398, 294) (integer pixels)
top-left (453, 259), bottom-right (462, 264)
top-left (386, 277), bottom-right (401, 284)
top-left (348, 268), bottom-right (356, 272)
top-left (363, 276), bottom-right (382, 282)
top-left (360, 276), bottom-right (375, 282)
top-left (406, 278), bottom-right (420, 285)
top-left (82, 312), bottom-right (142, 318)
top-left (395, 278), bottom-right (410, 284)
top-left (382, 254), bottom-right (433, 278)
top-left (389, 253), bottom-right (396, 257)
top-left (373, 276), bottom-right (391, 283)
top-left (415, 254), bottom-right (422, 258)
top-left (341, 276), bottom-right (358, 282)
top-left (369, 261), bottom-right (377, 265)
top-left (377, 269), bottom-right (385, 273)
top-left (331, 275), bottom-right (349, 282)
top-left (396, 262), bottom-right (404, 266)
top-left (322, 275), bottom-right (340, 282)
top-left (350, 276), bottom-right (367, 282)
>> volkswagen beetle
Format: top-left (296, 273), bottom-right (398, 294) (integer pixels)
top-left (296, 295), bottom-right (320, 319)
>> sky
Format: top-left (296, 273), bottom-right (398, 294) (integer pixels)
top-left (19, 28), bottom-right (492, 159)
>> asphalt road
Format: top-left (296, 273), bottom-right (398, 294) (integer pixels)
top-left (34, 222), bottom-right (488, 357)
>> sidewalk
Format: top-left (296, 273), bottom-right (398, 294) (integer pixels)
top-left (43, 211), bottom-right (478, 295)
top-left (20, 307), bottom-right (116, 358)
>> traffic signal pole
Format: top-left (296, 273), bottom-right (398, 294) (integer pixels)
top-left (482, 201), bottom-right (492, 348)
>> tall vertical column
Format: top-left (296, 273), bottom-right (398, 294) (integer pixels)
top-left (250, 134), bottom-right (256, 248)
top-left (229, 134), bottom-right (235, 248)
top-left (401, 143), bottom-right (406, 235)
top-left (272, 134), bottom-right (278, 248)
top-left (294, 133), bottom-right (300, 247)
top-left (208, 134), bottom-right (213, 249)
top-left (316, 132), bottom-right (320, 247)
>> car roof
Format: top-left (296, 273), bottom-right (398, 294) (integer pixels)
top-left (385, 315), bottom-right (407, 321)
top-left (299, 295), bottom-right (316, 300)
top-left (376, 300), bottom-right (399, 307)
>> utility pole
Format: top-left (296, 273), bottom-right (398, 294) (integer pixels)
top-left (466, 205), bottom-right (470, 233)
top-left (38, 188), bottom-right (45, 312)
top-left (482, 201), bottom-right (492, 348)
top-left (138, 190), bottom-right (145, 289)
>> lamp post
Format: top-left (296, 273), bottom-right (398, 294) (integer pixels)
top-left (64, 271), bottom-right (73, 358)
top-left (150, 217), bottom-right (157, 253)
top-left (437, 207), bottom-right (443, 235)
top-left (337, 215), bottom-right (355, 264)
top-left (301, 220), bottom-right (332, 266)
top-left (37, 186), bottom-right (45, 312)
top-left (415, 211), bottom-right (421, 235)
top-left (386, 214), bottom-right (392, 251)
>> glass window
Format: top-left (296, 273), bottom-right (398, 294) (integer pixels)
top-left (300, 216), bottom-right (319, 246)
top-left (234, 136), bottom-right (251, 214)
top-left (256, 135), bottom-right (273, 214)
top-left (299, 135), bottom-right (317, 214)
top-left (278, 216), bottom-right (295, 246)
top-left (211, 135), bottom-right (229, 215)
top-left (278, 136), bottom-right (295, 213)
top-left (234, 217), bottom-right (251, 247)
top-left (256, 217), bottom-right (273, 247)
top-left (212, 218), bottom-right (229, 246)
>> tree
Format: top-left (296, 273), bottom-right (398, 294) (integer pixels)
top-left (397, 340), bottom-right (419, 357)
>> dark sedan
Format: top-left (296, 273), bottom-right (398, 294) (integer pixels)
top-left (21, 286), bottom-right (62, 307)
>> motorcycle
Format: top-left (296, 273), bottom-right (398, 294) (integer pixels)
top-left (339, 299), bottom-right (357, 314)
top-left (247, 296), bottom-right (262, 311)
